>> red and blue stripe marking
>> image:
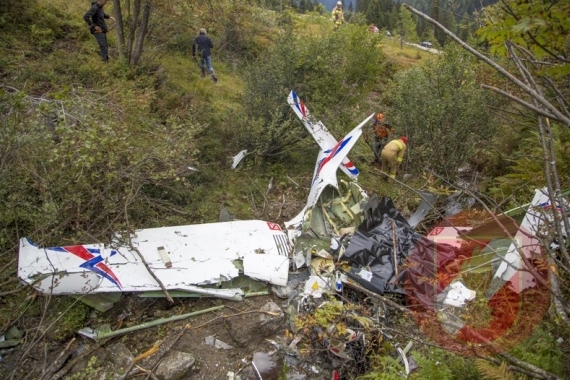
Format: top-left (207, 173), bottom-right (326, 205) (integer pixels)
top-left (314, 137), bottom-right (353, 182)
top-left (51, 245), bottom-right (122, 289)
top-left (291, 91), bottom-right (307, 119)
top-left (538, 201), bottom-right (563, 212)
top-left (292, 91), bottom-right (359, 177)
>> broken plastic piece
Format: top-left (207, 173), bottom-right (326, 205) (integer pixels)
top-left (157, 246), bottom-right (172, 268)
top-left (303, 276), bottom-right (329, 298)
top-left (205, 335), bottom-right (234, 350)
top-left (231, 149), bottom-right (248, 169)
top-left (442, 281), bottom-right (476, 307)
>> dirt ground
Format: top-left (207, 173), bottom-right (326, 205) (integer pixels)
top-left (0, 291), bottom-right (323, 380)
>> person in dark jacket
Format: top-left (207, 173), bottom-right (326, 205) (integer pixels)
top-left (192, 28), bottom-right (217, 83)
top-left (83, 0), bottom-right (115, 62)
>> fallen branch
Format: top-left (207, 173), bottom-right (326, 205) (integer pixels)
top-left (499, 351), bottom-right (562, 380)
top-left (122, 183), bottom-right (173, 303)
top-left (39, 337), bottom-right (76, 380)
top-left (120, 342), bottom-right (161, 380)
top-left (128, 244), bottom-right (174, 303)
top-left (276, 194), bottom-right (286, 220)
top-left (390, 219), bottom-right (399, 280)
top-left (286, 175), bottom-right (300, 188)
top-left (344, 278), bottom-right (409, 314)
top-left (51, 344), bottom-right (101, 380)
top-left (0, 257), bottom-right (17, 277)
top-left (0, 287), bottom-right (24, 297)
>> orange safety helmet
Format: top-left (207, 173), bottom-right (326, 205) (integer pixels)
top-left (400, 136), bottom-right (408, 144)
top-left (376, 113), bottom-right (384, 121)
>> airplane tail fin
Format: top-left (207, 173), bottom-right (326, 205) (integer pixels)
top-left (288, 90), bottom-right (361, 179)
top-left (304, 114), bottom-right (374, 210)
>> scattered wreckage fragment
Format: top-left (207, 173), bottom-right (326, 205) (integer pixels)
top-left (18, 220), bottom-right (291, 303)
top-left (406, 187), bottom-right (565, 350)
top-left (417, 186), bottom-right (567, 310)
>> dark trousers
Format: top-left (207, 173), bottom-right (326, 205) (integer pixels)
top-left (94, 32), bottom-right (109, 62)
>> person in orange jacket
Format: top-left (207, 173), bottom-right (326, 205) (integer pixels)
top-left (370, 113), bottom-right (395, 163)
top-left (381, 136), bottom-right (408, 179)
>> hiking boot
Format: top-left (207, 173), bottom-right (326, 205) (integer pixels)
top-left (212, 74), bottom-right (218, 83)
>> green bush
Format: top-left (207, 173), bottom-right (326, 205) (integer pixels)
top-left (387, 44), bottom-right (502, 179)
top-left (240, 25), bottom-right (387, 159)
top-left (0, 88), bottom-right (200, 248)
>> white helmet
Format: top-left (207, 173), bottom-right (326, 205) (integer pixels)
top-left (337, 1), bottom-right (342, 5)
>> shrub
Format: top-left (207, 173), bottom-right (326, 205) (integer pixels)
top-left (387, 44), bottom-right (502, 179)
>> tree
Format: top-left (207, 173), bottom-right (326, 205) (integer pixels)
top-left (404, 0), bottom-right (570, 355)
top-left (398, 6), bottom-right (419, 43)
top-left (112, 0), bottom-right (152, 66)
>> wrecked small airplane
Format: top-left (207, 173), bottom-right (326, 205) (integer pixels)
top-left (17, 91), bottom-right (375, 305)
top-left (18, 88), bottom-right (565, 323)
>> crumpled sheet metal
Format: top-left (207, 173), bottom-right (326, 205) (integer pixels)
top-left (341, 196), bottom-right (420, 295)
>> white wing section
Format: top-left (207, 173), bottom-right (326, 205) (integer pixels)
top-left (288, 91), bottom-right (360, 179)
top-left (18, 220), bottom-right (291, 299)
top-left (494, 187), bottom-right (565, 288)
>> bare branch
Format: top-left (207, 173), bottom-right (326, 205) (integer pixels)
top-left (402, 4), bottom-right (570, 128)
top-left (480, 84), bottom-right (559, 120)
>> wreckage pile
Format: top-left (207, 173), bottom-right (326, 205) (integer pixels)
top-left (276, 194), bottom-right (427, 378)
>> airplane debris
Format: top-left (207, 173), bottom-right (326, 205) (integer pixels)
top-left (396, 341), bottom-right (413, 375)
top-left (441, 281), bottom-right (476, 307)
top-left (303, 276), bottom-right (329, 298)
top-left (18, 220), bottom-right (290, 302)
top-left (205, 335), bottom-right (234, 350)
top-left (232, 149), bottom-right (249, 169)
top-left (78, 305), bottom-right (224, 340)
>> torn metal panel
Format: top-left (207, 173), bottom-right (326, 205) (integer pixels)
top-left (494, 187), bottom-right (564, 284)
top-left (407, 191), bottom-right (438, 228)
top-left (243, 253), bottom-right (289, 287)
top-left (18, 220), bottom-right (291, 298)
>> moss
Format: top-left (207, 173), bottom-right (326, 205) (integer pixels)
top-left (44, 297), bottom-right (90, 342)
top-left (67, 356), bottom-right (103, 380)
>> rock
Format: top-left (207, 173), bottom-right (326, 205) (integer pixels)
top-left (107, 343), bottom-right (133, 373)
top-left (5, 326), bottom-right (23, 340)
top-left (403, 173), bottom-right (412, 181)
top-left (154, 350), bottom-right (195, 380)
top-left (205, 335), bottom-right (234, 350)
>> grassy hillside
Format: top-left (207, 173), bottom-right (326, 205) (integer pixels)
top-left (3, 1), bottom-right (567, 379)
